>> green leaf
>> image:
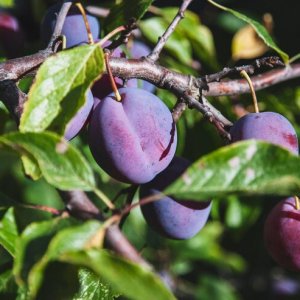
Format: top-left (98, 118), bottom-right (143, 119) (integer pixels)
top-left (0, 208), bottom-right (18, 257)
top-left (165, 140), bottom-right (300, 200)
top-left (60, 250), bottom-right (176, 300)
top-left (74, 268), bottom-right (121, 300)
top-left (207, 0), bottom-right (289, 63)
top-left (157, 7), bottom-right (218, 70)
top-left (20, 45), bottom-right (104, 135)
top-left (21, 155), bottom-right (41, 181)
top-left (0, 132), bottom-right (96, 191)
top-left (0, 0), bottom-right (14, 8)
top-left (13, 217), bottom-right (77, 285)
top-left (104, 0), bottom-right (153, 34)
top-left (27, 220), bottom-right (103, 298)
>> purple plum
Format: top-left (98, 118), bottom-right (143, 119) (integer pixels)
top-left (140, 157), bottom-right (211, 240)
top-left (264, 197), bottom-right (300, 271)
top-left (64, 90), bottom-right (94, 140)
top-left (88, 87), bottom-right (177, 184)
top-left (230, 112), bottom-right (298, 154)
top-left (41, 3), bottom-right (100, 48)
top-left (0, 11), bottom-right (24, 58)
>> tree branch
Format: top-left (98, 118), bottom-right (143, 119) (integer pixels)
top-left (147, 0), bottom-right (194, 61)
top-left (205, 64), bottom-right (300, 97)
top-left (60, 190), bottom-right (150, 267)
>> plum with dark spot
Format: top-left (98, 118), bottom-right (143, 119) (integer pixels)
top-left (140, 157), bottom-right (211, 240)
top-left (230, 112), bottom-right (298, 154)
top-left (41, 3), bottom-right (100, 48)
top-left (264, 197), bottom-right (300, 271)
top-left (88, 87), bottom-right (177, 184)
top-left (64, 90), bottom-right (94, 140)
top-left (0, 11), bottom-right (24, 58)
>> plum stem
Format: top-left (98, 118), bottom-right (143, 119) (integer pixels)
top-left (104, 52), bottom-right (122, 101)
top-left (94, 187), bottom-right (116, 210)
top-left (295, 196), bottom-right (300, 210)
top-left (75, 2), bottom-right (94, 44)
top-left (240, 70), bottom-right (259, 113)
top-left (98, 25), bottom-right (127, 47)
top-left (121, 193), bottom-right (165, 217)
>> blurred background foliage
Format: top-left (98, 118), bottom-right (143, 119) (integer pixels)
top-left (1, 0), bottom-right (300, 299)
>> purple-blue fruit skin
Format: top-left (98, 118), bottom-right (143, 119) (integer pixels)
top-left (140, 157), bottom-right (211, 240)
top-left (230, 112), bottom-right (299, 154)
top-left (127, 41), bottom-right (155, 92)
top-left (88, 87), bottom-right (177, 184)
top-left (264, 197), bottom-right (300, 271)
top-left (64, 90), bottom-right (94, 140)
top-left (0, 12), bottom-right (24, 58)
top-left (41, 4), bottom-right (100, 48)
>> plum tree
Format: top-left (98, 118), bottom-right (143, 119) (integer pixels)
top-left (41, 3), bottom-right (100, 48)
top-left (264, 197), bottom-right (300, 271)
top-left (64, 90), bottom-right (94, 140)
top-left (88, 87), bottom-right (177, 184)
top-left (230, 112), bottom-right (299, 154)
top-left (140, 156), bottom-right (211, 240)
top-left (0, 11), bottom-right (24, 58)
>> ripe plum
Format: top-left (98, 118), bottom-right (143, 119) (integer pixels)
top-left (41, 3), bottom-right (100, 48)
top-left (230, 112), bottom-right (298, 154)
top-left (88, 87), bottom-right (177, 184)
top-left (140, 157), bottom-right (211, 240)
top-left (0, 11), bottom-right (24, 58)
top-left (264, 197), bottom-right (300, 271)
top-left (64, 90), bottom-right (94, 140)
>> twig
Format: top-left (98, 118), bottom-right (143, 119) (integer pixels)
top-left (172, 101), bottom-right (187, 123)
top-left (60, 190), bottom-right (150, 267)
top-left (51, 2), bottom-right (73, 38)
top-left (109, 57), bottom-right (232, 130)
top-left (204, 56), bottom-right (284, 84)
top-left (147, 0), bottom-right (194, 61)
top-left (205, 64), bottom-right (300, 96)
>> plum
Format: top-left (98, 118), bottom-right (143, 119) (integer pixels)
top-left (64, 90), bottom-right (94, 140)
top-left (41, 3), bottom-right (100, 48)
top-left (140, 157), bottom-right (211, 240)
top-left (264, 197), bottom-right (300, 271)
top-left (230, 112), bottom-right (298, 154)
top-left (0, 11), bottom-right (24, 58)
top-left (88, 87), bottom-right (177, 184)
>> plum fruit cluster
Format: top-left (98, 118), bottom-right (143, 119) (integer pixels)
top-left (230, 110), bottom-right (300, 270)
top-left (38, 3), bottom-right (212, 242)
